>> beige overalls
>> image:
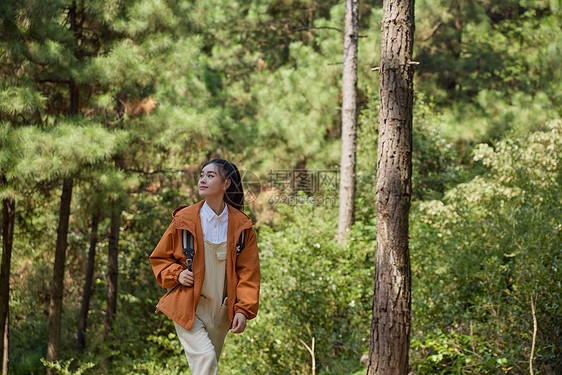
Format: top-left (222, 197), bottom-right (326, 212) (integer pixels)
top-left (174, 239), bottom-right (230, 375)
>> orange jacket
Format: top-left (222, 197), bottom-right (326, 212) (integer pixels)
top-left (149, 199), bottom-right (260, 330)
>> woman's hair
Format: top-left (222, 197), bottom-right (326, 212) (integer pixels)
top-left (201, 159), bottom-right (245, 211)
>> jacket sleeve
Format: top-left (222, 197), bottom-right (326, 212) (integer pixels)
top-left (149, 221), bottom-right (185, 289)
top-left (234, 227), bottom-right (260, 320)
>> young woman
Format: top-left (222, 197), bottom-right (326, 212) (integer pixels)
top-left (149, 159), bottom-right (260, 374)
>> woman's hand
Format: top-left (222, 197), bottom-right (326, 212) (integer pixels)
top-left (177, 269), bottom-right (193, 287)
top-left (230, 312), bottom-right (247, 334)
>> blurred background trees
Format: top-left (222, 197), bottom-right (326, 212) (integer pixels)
top-left (0, 0), bottom-right (560, 374)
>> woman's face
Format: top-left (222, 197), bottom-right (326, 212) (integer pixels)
top-left (198, 163), bottom-right (231, 199)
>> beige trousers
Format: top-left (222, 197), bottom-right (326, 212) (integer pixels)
top-left (175, 240), bottom-right (230, 375)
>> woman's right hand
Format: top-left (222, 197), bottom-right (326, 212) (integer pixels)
top-left (178, 269), bottom-right (194, 287)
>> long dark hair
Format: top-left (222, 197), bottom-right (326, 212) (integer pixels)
top-left (201, 159), bottom-right (245, 211)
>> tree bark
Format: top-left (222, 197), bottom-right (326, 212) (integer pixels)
top-left (46, 178), bottom-right (73, 373)
top-left (1, 190), bottom-right (15, 375)
top-left (2, 312), bottom-right (8, 375)
top-left (77, 212), bottom-right (100, 351)
top-left (104, 209), bottom-right (120, 338)
top-left (337, 0), bottom-right (359, 242)
top-left (367, 0), bottom-right (415, 373)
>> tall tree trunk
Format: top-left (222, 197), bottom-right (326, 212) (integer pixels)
top-left (2, 312), bottom-right (7, 375)
top-left (77, 212), bottom-right (100, 351)
top-left (367, 0), bottom-right (415, 373)
top-left (46, 4), bottom-right (79, 370)
top-left (337, 0), bottom-right (359, 242)
top-left (46, 178), bottom-right (73, 373)
top-left (1, 188), bottom-right (15, 375)
top-left (104, 209), bottom-right (120, 338)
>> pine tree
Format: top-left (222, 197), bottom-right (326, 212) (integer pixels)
top-left (367, 0), bottom-right (415, 373)
top-left (47, 178), bottom-right (73, 372)
top-left (337, 0), bottom-right (359, 241)
top-left (0, 177), bottom-right (15, 375)
top-left (76, 210), bottom-right (99, 352)
top-left (1, 0), bottom-right (129, 370)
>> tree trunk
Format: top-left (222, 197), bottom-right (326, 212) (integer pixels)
top-left (2, 312), bottom-right (8, 375)
top-left (46, 178), bottom-right (73, 373)
top-left (104, 209), bottom-right (120, 338)
top-left (1, 190), bottom-right (15, 375)
top-left (337, 0), bottom-right (359, 242)
top-left (46, 3), bottom-right (79, 369)
top-left (77, 212), bottom-right (100, 351)
top-left (367, 0), bottom-right (415, 373)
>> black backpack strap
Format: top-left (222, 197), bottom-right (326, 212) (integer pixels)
top-left (182, 229), bottom-right (195, 271)
top-left (183, 229), bottom-right (246, 264)
top-left (236, 229), bottom-right (247, 258)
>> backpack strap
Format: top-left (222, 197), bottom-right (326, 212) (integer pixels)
top-left (236, 229), bottom-right (247, 258)
top-left (182, 229), bottom-right (247, 267)
top-left (182, 229), bottom-right (195, 271)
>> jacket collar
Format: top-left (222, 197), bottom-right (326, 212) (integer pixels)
top-left (172, 199), bottom-right (253, 233)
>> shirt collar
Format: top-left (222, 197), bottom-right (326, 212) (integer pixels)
top-left (201, 201), bottom-right (228, 223)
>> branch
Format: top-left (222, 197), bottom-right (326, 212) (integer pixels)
top-left (299, 337), bottom-right (316, 375)
top-left (371, 61), bottom-right (420, 72)
top-left (36, 78), bottom-right (71, 84)
top-left (123, 168), bottom-right (185, 176)
top-left (423, 21), bottom-right (443, 41)
top-left (294, 26), bottom-right (343, 33)
top-left (294, 26), bottom-right (367, 38)
top-left (19, 114), bottom-right (30, 125)
top-left (529, 293), bottom-right (537, 375)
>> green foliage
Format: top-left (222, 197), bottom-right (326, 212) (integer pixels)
top-left (410, 119), bottom-right (562, 373)
top-left (415, 0), bottom-right (562, 141)
top-left (11, 122), bottom-right (128, 180)
top-left (41, 358), bottom-right (95, 375)
top-left (0, 85), bottom-right (46, 115)
top-left (412, 330), bottom-right (509, 374)
top-left (219, 198), bottom-right (372, 374)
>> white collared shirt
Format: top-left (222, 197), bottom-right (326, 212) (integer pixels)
top-left (200, 201), bottom-right (229, 244)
